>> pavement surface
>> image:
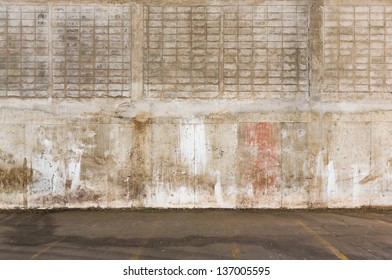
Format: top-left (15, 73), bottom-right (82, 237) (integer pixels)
top-left (0, 209), bottom-right (392, 260)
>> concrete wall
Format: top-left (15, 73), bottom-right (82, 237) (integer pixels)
top-left (1, 0), bottom-right (392, 209)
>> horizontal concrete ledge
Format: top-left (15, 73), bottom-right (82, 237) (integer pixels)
top-left (324, 0), bottom-right (392, 6)
top-left (2, 99), bottom-right (392, 123)
top-left (1, 0), bottom-right (309, 6)
top-left (2, 207), bottom-right (392, 213)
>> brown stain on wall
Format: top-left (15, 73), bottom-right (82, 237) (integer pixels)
top-left (127, 113), bottom-right (152, 206)
top-left (0, 158), bottom-right (33, 206)
top-left (154, 158), bottom-right (216, 204)
top-left (0, 149), bottom-right (16, 165)
top-left (0, 158), bottom-right (33, 193)
top-left (359, 172), bottom-right (379, 185)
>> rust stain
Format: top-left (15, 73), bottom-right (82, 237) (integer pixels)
top-left (241, 123), bottom-right (281, 196)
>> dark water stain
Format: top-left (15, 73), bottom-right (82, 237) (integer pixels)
top-left (3, 214), bottom-right (56, 247)
top-left (0, 158), bottom-right (33, 194)
top-left (126, 115), bottom-right (152, 206)
top-left (0, 149), bottom-right (16, 165)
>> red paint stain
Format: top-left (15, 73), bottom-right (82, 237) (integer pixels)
top-left (243, 123), bottom-right (280, 195)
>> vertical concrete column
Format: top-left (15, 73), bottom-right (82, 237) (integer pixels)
top-left (309, 0), bottom-right (323, 102)
top-left (308, 0), bottom-right (325, 206)
top-left (131, 2), bottom-right (144, 100)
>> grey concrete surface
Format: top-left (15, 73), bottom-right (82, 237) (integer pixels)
top-left (0, 209), bottom-right (392, 260)
top-left (2, 0), bottom-right (392, 209)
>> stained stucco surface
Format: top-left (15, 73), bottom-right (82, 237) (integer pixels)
top-left (1, 0), bottom-right (392, 208)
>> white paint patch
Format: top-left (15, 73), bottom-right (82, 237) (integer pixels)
top-left (43, 139), bottom-right (52, 149)
top-left (213, 170), bottom-right (224, 206)
top-left (194, 122), bottom-right (207, 175)
top-left (178, 185), bottom-right (194, 206)
top-left (327, 161), bottom-right (337, 201)
top-left (352, 164), bottom-right (370, 206)
top-left (32, 152), bottom-right (62, 195)
top-left (227, 185), bottom-right (238, 197)
top-left (88, 131), bottom-right (96, 138)
top-left (68, 145), bottom-right (84, 191)
top-left (32, 137), bottom-right (65, 197)
top-left (246, 183), bottom-right (254, 197)
top-left (180, 118), bottom-right (207, 175)
top-left (68, 158), bottom-right (81, 191)
top-left (386, 160), bottom-right (392, 185)
top-left (316, 152), bottom-right (323, 178)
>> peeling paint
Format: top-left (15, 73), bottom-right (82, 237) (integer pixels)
top-left (327, 161), bottom-right (337, 202)
top-left (213, 170), bottom-right (223, 206)
top-left (240, 123), bottom-right (281, 197)
top-left (180, 118), bottom-right (207, 176)
top-left (352, 164), bottom-right (370, 206)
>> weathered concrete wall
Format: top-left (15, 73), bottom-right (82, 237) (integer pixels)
top-left (1, 0), bottom-right (392, 208)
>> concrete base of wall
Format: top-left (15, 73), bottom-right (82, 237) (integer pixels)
top-left (1, 99), bottom-right (392, 209)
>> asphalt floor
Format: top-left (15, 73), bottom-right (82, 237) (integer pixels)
top-left (0, 209), bottom-right (392, 260)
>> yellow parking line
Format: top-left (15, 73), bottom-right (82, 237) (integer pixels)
top-left (129, 219), bottom-right (161, 260)
top-left (377, 219), bottom-right (392, 227)
top-left (30, 236), bottom-right (66, 260)
top-left (230, 242), bottom-right (241, 259)
top-left (226, 224), bottom-right (241, 260)
top-left (297, 220), bottom-right (349, 260)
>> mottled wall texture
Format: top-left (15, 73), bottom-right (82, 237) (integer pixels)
top-left (1, 0), bottom-right (392, 209)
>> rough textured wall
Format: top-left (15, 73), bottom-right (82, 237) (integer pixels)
top-left (0, 0), bottom-right (392, 209)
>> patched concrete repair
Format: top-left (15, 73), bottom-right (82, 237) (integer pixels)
top-left (1, 0), bottom-right (392, 208)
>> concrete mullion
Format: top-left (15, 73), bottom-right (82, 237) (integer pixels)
top-left (296, 6), bottom-right (300, 97)
top-left (161, 7), bottom-right (164, 100)
top-left (19, 7), bottom-right (22, 96)
top-left (383, 6), bottom-right (386, 92)
top-left (280, 6), bottom-right (283, 96)
top-left (368, 7), bottom-right (370, 93)
top-left (309, 0), bottom-right (323, 102)
top-left (121, 6), bottom-right (124, 95)
top-left (33, 6), bottom-right (36, 97)
top-left (190, 7), bottom-right (193, 98)
top-left (5, 5), bottom-right (8, 95)
top-left (219, 7), bottom-right (223, 97)
top-left (93, 5), bottom-right (96, 96)
top-left (236, 6), bottom-right (239, 97)
top-left (48, 3), bottom-right (53, 98)
top-left (175, 7), bottom-right (180, 97)
top-left (266, 6), bottom-right (270, 93)
top-left (64, 7), bottom-right (67, 96)
top-left (106, 7), bottom-right (109, 97)
top-left (78, 7), bottom-right (81, 97)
